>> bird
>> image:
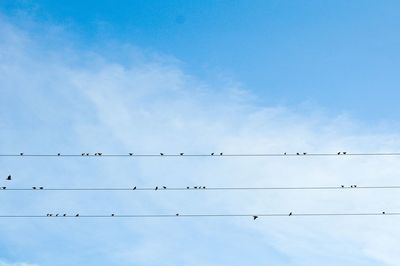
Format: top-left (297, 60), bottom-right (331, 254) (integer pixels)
top-left (350, 185), bottom-right (354, 188)
top-left (296, 153), bottom-right (300, 155)
top-left (284, 152), bottom-right (287, 155)
top-left (63, 214), bottom-right (67, 217)
top-left (343, 152), bottom-right (347, 155)
top-left (81, 153), bottom-right (85, 156)
top-left (186, 186), bottom-right (190, 189)
top-left (129, 153), bottom-right (133, 156)
top-left (354, 185), bottom-right (357, 188)
top-left (163, 186), bottom-right (167, 189)
top-left (155, 186), bottom-right (158, 190)
top-left (382, 211), bottom-right (386, 215)
top-left (176, 213), bottom-right (179, 216)
top-left (194, 186), bottom-right (198, 189)
top-left (220, 152), bottom-right (223, 155)
top-left (202, 186), bottom-right (206, 189)
top-left (75, 214), bottom-right (79, 217)
top-left (57, 153), bottom-right (61, 156)
top-left (86, 153), bottom-right (89, 156)
top-left (133, 186), bottom-right (136, 190)
top-left (303, 152), bottom-right (307, 155)
top-left (56, 214), bottom-right (59, 217)
top-left (211, 153), bottom-right (214, 155)
top-left (111, 214), bottom-right (115, 217)
top-left (253, 215), bottom-right (258, 220)
top-left (2, 187), bottom-right (6, 190)
top-left (180, 153), bottom-right (184, 156)
top-left (39, 187), bottom-right (43, 190)
top-left (6, 175), bottom-right (11, 180)
top-left (341, 185), bottom-right (344, 188)
top-left (32, 187), bottom-right (36, 190)
top-left (160, 153), bottom-right (164, 156)
top-left (289, 212), bottom-right (293, 216)
top-left (20, 153), bottom-right (24, 156)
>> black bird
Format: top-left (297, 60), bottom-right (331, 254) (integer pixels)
top-left (343, 152), bottom-right (347, 155)
top-left (284, 152), bottom-right (287, 155)
top-left (350, 185), bottom-right (354, 188)
top-left (56, 214), bottom-right (59, 217)
top-left (220, 152), bottom-right (223, 155)
top-left (155, 186), bottom-right (158, 190)
top-left (111, 214), bottom-right (115, 217)
top-left (211, 153), bottom-right (214, 155)
top-left (296, 153), bottom-right (300, 155)
top-left (341, 185), bottom-right (344, 188)
top-left (382, 211), bottom-right (386, 215)
top-left (203, 186), bottom-right (206, 189)
top-left (81, 153), bottom-right (85, 156)
top-left (176, 213), bottom-right (179, 216)
top-left (303, 152), bottom-right (307, 155)
top-left (194, 186), bottom-right (198, 189)
top-left (163, 186), bottom-right (167, 189)
top-left (6, 175), bottom-right (11, 180)
top-left (2, 187), bottom-right (6, 190)
top-left (129, 153), bottom-right (133, 156)
top-left (354, 185), bottom-right (357, 188)
top-left (57, 153), bottom-right (61, 156)
top-left (133, 186), bottom-right (136, 190)
top-left (180, 153), bottom-right (184, 156)
top-left (39, 187), bottom-right (43, 190)
top-left (160, 153), bottom-right (164, 156)
top-left (75, 214), bottom-right (79, 217)
top-left (289, 212), bottom-right (293, 216)
top-left (337, 152), bottom-right (341, 155)
top-left (32, 187), bottom-right (36, 190)
top-left (86, 153), bottom-right (89, 156)
top-left (186, 186), bottom-right (190, 189)
top-left (253, 215), bottom-right (258, 220)
top-left (20, 153), bottom-right (24, 156)
top-left (63, 214), bottom-right (67, 217)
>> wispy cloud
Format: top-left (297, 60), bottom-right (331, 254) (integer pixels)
top-left (0, 14), bottom-right (399, 266)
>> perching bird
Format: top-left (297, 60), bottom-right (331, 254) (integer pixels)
top-left (194, 186), bottom-right (198, 189)
top-left (186, 187), bottom-right (190, 189)
top-left (289, 212), bottom-right (293, 216)
top-left (81, 153), bottom-right (85, 156)
top-left (75, 214), bottom-right (79, 217)
top-left (32, 187), bottom-right (36, 190)
top-left (341, 185), bottom-right (344, 188)
top-left (220, 152), bottom-right (223, 155)
top-left (63, 214), bottom-right (67, 217)
top-left (2, 187), bottom-right (6, 190)
top-left (155, 186), bottom-right (158, 190)
top-left (253, 215), bottom-right (258, 220)
top-left (350, 185), bottom-right (354, 188)
top-left (160, 153), bottom-right (164, 156)
top-left (303, 152), bottom-right (307, 155)
top-left (56, 214), bottom-right (59, 217)
top-left (57, 153), bottom-right (61, 156)
top-left (111, 214), bottom-right (115, 217)
top-left (202, 186), bottom-right (206, 189)
top-left (354, 185), bottom-right (357, 188)
top-left (39, 187), bottom-right (43, 190)
top-left (20, 153), bottom-right (24, 156)
top-left (343, 152), bottom-right (347, 155)
top-left (296, 153), bottom-right (300, 155)
top-left (284, 152), bottom-right (287, 155)
top-left (163, 186), bottom-right (167, 189)
top-left (6, 175), bottom-right (11, 180)
top-left (176, 213), bottom-right (179, 216)
top-left (211, 153), bottom-right (214, 155)
top-left (133, 186), bottom-right (136, 190)
top-left (180, 153), bottom-right (184, 156)
top-left (86, 153), bottom-right (89, 156)
top-left (382, 211), bottom-right (386, 215)
top-left (129, 153), bottom-right (133, 156)
top-left (337, 152), bottom-right (341, 155)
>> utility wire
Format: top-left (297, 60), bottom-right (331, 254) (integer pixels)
top-left (1, 185), bottom-right (400, 191)
top-left (0, 212), bottom-right (396, 218)
top-left (1, 152), bottom-right (400, 157)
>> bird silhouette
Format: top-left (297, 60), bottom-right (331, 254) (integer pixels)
top-left (289, 212), bottom-right (293, 216)
top-left (253, 215), bottom-right (258, 220)
top-left (194, 186), bottom-right (198, 189)
top-left (343, 152), bottom-right (347, 155)
top-left (176, 213), bottom-right (179, 216)
top-left (155, 186), bottom-right (158, 190)
top-left (57, 153), bottom-right (61, 156)
top-left (163, 186), bottom-right (167, 189)
top-left (39, 187), bottom-right (43, 190)
top-left (202, 186), bottom-right (206, 189)
top-left (180, 153), bottom-right (184, 155)
top-left (186, 186), bottom-right (190, 189)
top-left (211, 153), bottom-right (214, 155)
top-left (133, 186), bottom-right (136, 190)
top-left (341, 185), bottom-right (344, 188)
top-left (86, 153), bottom-right (89, 156)
top-left (220, 152), bottom-right (223, 155)
top-left (284, 152), bottom-right (287, 155)
top-left (6, 175), bottom-right (11, 180)
top-left (20, 153), bottom-right (24, 156)
top-left (296, 153), bottom-right (300, 155)
top-left (111, 214), bottom-right (115, 217)
top-left (337, 152), bottom-right (341, 155)
top-left (75, 214), bottom-right (79, 217)
top-left (303, 152), bottom-right (307, 155)
top-left (382, 211), bottom-right (386, 215)
top-left (129, 153), bottom-right (133, 156)
top-left (63, 214), bottom-right (67, 217)
top-left (32, 187), bottom-right (36, 190)
top-left (81, 153), bottom-right (85, 156)
top-left (160, 153), bottom-right (164, 156)
top-left (56, 214), bottom-right (59, 217)
top-left (2, 187), bottom-right (6, 190)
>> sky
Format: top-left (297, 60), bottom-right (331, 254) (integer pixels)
top-left (1, 1), bottom-right (400, 265)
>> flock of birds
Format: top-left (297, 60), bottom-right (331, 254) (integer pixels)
top-left (11, 151), bottom-right (351, 156)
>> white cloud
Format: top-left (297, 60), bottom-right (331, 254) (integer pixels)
top-left (0, 14), bottom-right (400, 266)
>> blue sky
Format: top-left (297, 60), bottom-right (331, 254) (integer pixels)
top-left (1, 1), bottom-right (400, 266)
